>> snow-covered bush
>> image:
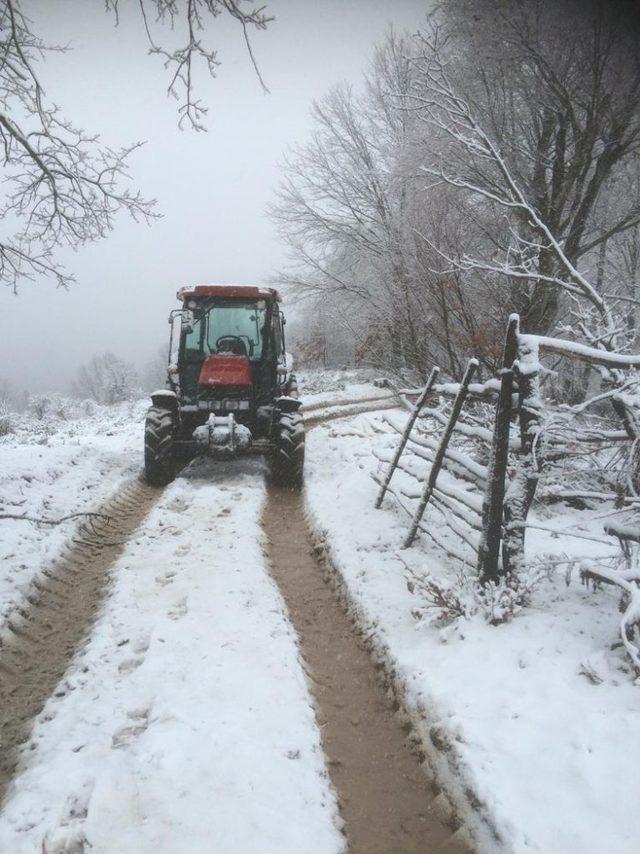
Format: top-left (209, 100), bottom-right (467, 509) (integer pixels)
top-left (24, 393), bottom-right (107, 428)
top-left (478, 570), bottom-right (546, 625)
top-left (28, 393), bottom-right (77, 421)
top-left (406, 565), bottom-right (546, 629)
top-left (71, 352), bottom-right (141, 405)
top-left (406, 567), bottom-right (474, 627)
top-left (0, 401), bottom-right (14, 435)
top-left (76, 398), bottom-right (96, 417)
top-left (28, 394), bottom-right (52, 420)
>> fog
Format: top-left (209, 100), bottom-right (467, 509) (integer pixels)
top-left (0, 0), bottom-right (430, 394)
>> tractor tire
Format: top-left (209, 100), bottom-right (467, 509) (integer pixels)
top-left (271, 410), bottom-right (305, 487)
top-left (144, 406), bottom-right (176, 485)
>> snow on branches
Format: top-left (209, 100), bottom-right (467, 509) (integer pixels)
top-left (404, 562), bottom-right (546, 630)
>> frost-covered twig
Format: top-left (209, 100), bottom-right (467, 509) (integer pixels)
top-left (579, 559), bottom-right (640, 672)
top-left (409, 39), bottom-right (615, 330)
top-left (107, 0), bottom-right (272, 130)
top-left (403, 560), bottom-right (545, 628)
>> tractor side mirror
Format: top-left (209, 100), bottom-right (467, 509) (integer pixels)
top-left (181, 309), bottom-right (195, 333)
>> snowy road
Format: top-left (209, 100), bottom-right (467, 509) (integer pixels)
top-left (1, 386), bottom-right (465, 854)
top-left (0, 457), bottom-right (346, 853)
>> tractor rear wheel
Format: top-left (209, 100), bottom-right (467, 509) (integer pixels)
top-left (144, 406), bottom-right (176, 485)
top-left (271, 410), bottom-right (305, 487)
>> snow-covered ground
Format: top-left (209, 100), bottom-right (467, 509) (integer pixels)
top-left (0, 399), bottom-right (345, 853)
top-left (0, 400), bottom-right (146, 634)
top-left (298, 368), bottom-right (391, 410)
top-left (3, 373), bottom-right (638, 853)
top-left (304, 401), bottom-right (640, 854)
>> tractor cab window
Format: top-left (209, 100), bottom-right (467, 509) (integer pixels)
top-left (206, 302), bottom-right (264, 360)
top-left (183, 314), bottom-right (205, 361)
top-left (182, 300), bottom-right (266, 362)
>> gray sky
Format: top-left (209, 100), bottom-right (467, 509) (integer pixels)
top-left (0, 0), bottom-right (431, 393)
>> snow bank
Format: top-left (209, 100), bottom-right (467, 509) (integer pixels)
top-left (0, 457), bottom-right (344, 853)
top-left (305, 408), bottom-right (640, 854)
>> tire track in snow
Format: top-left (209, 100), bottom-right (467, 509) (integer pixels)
top-left (0, 477), bottom-right (162, 805)
top-left (301, 391), bottom-right (397, 414)
top-left (303, 395), bottom-right (401, 428)
top-left (0, 388), bottom-right (463, 849)
top-left (0, 391), bottom-right (398, 809)
top-left (262, 485), bottom-right (472, 854)
top-left (263, 398), bottom-right (477, 853)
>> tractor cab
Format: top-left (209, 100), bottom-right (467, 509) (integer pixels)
top-left (144, 284), bottom-right (304, 486)
top-left (171, 285), bottom-right (287, 416)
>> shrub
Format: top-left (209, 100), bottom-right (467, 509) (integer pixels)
top-left (0, 401), bottom-right (14, 435)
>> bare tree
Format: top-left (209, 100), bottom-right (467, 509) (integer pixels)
top-left (406, 20), bottom-right (640, 401)
top-left (272, 31), bottom-right (436, 379)
top-left (71, 352), bottom-right (140, 404)
top-left (0, 0), bottom-right (157, 291)
top-left (273, 2), bottom-right (640, 390)
top-left (106, 0), bottom-right (273, 130)
top-left (0, 0), bottom-right (272, 292)
top-left (273, 28), bottom-right (525, 380)
top-left (410, 0), bottom-right (640, 335)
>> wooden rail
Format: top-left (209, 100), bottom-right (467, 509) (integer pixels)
top-left (403, 359), bottom-right (478, 547)
top-left (375, 367), bottom-right (439, 509)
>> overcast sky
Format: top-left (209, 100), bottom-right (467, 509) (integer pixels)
top-left (0, 0), bottom-right (431, 393)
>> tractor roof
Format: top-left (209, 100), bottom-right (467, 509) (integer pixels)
top-left (178, 284), bottom-right (280, 302)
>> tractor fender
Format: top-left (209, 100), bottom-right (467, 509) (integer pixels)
top-left (151, 389), bottom-right (179, 412)
top-left (275, 395), bottom-right (302, 414)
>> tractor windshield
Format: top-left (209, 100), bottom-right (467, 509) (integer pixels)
top-left (184, 300), bottom-right (266, 362)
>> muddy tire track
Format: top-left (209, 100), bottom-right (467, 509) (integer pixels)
top-left (262, 484), bottom-right (473, 854)
top-left (0, 478), bottom-right (161, 804)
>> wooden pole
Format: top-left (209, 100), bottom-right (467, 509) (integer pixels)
top-left (403, 359), bottom-right (478, 548)
top-left (477, 316), bottom-right (519, 584)
top-left (502, 334), bottom-right (543, 575)
top-left (375, 366), bottom-right (440, 509)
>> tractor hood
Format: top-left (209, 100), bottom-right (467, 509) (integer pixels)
top-left (198, 354), bottom-right (252, 389)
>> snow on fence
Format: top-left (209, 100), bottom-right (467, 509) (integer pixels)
top-left (373, 359), bottom-right (497, 569)
top-left (375, 314), bottom-right (640, 605)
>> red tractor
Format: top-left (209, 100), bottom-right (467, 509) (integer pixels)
top-left (144, 284), bottom-right (304, 486)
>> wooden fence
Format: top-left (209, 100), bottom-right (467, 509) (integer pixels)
top-left (374, 313), bottom-right (640, 582)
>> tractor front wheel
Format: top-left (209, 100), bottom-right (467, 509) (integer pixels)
top-left (144, 406), bottom-right (176, 485)
top-left (271, 410), bottom-right (305, 487)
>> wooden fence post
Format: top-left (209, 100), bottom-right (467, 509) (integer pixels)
top-left (403, 358), bottom-right (478, 548)
top-left (477, 315), bottom-right (519, 584)
top-left (375, 366), bottom-right (440, 509)
top-left (502, 334), bottom-right (543, 574)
